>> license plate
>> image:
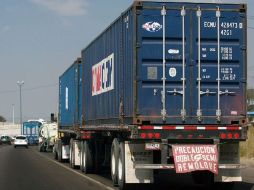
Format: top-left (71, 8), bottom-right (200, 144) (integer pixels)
top-left (145, 143), bottom-right (161, 150)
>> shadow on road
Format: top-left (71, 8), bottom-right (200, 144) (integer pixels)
top-left (95, 168), bottom-right (254, 190)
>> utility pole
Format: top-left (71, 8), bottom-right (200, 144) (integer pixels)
top-left (17, 81), bottom-right (24, 134)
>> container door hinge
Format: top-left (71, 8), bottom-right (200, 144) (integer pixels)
top-left (241, 45), bottom-right (247, 51)
top-left (136, 43), bottom-right (141, 48)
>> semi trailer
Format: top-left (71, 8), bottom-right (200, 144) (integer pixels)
top-left (22, 121), bottom-right (41, 145)
top-left (54, 1), bottom-right (248, 189)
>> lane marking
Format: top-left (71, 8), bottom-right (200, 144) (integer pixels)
top-left (32, 149), bottom-right (115, 190)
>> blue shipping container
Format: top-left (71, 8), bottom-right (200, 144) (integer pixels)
top-left (81, 1), bottom-right (247, 126)
top-left (59, 58), bottom-right (83, 128)
top-left (22, 121), bottom-right (41, 144)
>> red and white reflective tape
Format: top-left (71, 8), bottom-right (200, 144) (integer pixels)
top-left (138, 125), bottom-right (242, 131)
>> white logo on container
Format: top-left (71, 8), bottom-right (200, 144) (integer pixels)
top-left (142, 22), bottom-right (162, 32)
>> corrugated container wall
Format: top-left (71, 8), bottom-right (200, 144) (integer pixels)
top-left (82, 1), bottom-right (247, 126)
top-left (59, 59), bottom-right (83, 128)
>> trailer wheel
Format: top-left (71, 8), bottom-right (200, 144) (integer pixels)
top-left (81, 141), bottom-right (93, 173)
top-left (39, 146), bottom-right (43, 152)
top-left (57, 141), bottom-right (63, 162)
top-left (118, 142), bottom-right (130, 190)
top-left (111, 138), bottom-right (119, 186)
top-left (70, 139), bottom-right (75, 168)
top-left (54, 148), bottom-right (58, 160)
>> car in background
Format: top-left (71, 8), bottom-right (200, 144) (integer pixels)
top-left (14, 135), bottom-right (28, 148)
top-left (0, 135), bottom-right (12, 145)
top-left (11, 136), bottom-right (16, 143)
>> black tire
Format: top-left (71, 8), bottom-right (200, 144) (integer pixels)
top-left (70, 139), bottom-right (75, 168)
top-left (93, 140), bottom-right (104, 174)
top-left (14, 146), bottom-right (16, 148)
top-left (54, 148), bottom-right (58, 160)
top-left (39, 143), bottom-right (46, 152)
top-left (111, 138), bottom-right (119, 186)
top-left (80, 142), bottom-right (83, 170)
top-left (118, 142), bottom-right (130, 190)
top-left (57, 141), bottom-right (63, 162)
top-left (81, 141), bottom-right (93, 173)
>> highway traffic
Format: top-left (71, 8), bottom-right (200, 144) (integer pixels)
top-left (0, 144), bottom-right (253, 190)
top-left (0, 1), bottom-right (253, 190)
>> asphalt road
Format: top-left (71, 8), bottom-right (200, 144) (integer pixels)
top-left (0, 144), bottom-right (254, 190)
top-left (0, 144), bottom-right (113, 190)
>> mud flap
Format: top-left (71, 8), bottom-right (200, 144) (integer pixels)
top-left (62, 145), bottom-right (70, 160)
top-left (125, 142), bottom-right (154, 183)
top-left (215, 143), bottom-right (242, 182)
top-left (74, 140), bottom-right (81, 167)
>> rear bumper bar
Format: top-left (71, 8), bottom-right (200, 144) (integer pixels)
top-left (134, 164), bottom-right (245, 170)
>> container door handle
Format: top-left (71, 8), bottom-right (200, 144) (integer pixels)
top-left (167, 89), bottom-right (183, 95)
top-left (219, 89), bottom-right (236, 96)
top-left (200, 89), bottom-right (217, 96)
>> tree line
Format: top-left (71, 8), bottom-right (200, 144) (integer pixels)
top-left (0, 115), bottom-right (6, 122)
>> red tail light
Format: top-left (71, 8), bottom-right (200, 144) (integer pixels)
top-left (188, 134), bottom-right (193, 139)
top-left (154, 133), bottom-right (161, 139)
top-left (178, 135), bottom-right (183, 139)
top-left (81, 132), bottom-right (91, 139)
top-left (140, 133), bottom-right (161, 139)
top-left (140, 133), bottom-right (147, 139)
top-left (220, 133), bottom-right (227, 139)
top-left (227, 133), bottom-right (233, 139)
top-left (147, 133), bottom-right (154, 139)
top-left (234, 133), bottom-right (240, 139)
top-left (198, 135), bottom-right (204, 139)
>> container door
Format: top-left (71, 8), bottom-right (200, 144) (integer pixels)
top-left (137, 6), bottom-right (191, 124)
top-left (192, 6), bottom-right (245, 124)
top-left (137, 4), bottom-right (245, 125)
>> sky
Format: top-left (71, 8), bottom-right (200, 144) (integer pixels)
top-left (0, 0), bottom-right (253, 122)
